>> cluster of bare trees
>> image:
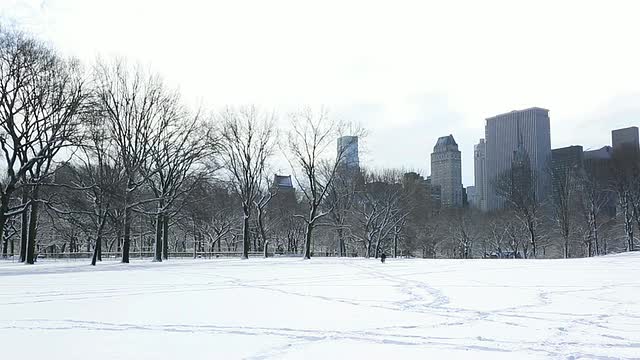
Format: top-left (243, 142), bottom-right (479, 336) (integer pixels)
top-left (485, 145), bottom-right (640, 259)
top-left (2, 28), bottom-right (639, 265)
top-left (0, 28), bottom-right (408, 264)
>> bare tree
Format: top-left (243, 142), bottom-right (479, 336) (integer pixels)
top-left (495, 157), bottom-right (544, 258)
top-left (286, 107), bottom-right (360, 259)
top-left (550, 165), bottom-right (582, 258)
top-left (93, 60), bottom-right (171, 263)
top-left (610, 145), bottom-right (640, 252)
top-left (484, 211), bottom-right (512, 257)
top-left (324, 167), bottom-right (361, 257)
top-left (218, 106), bottom-right (276, 259)
top-left (399, 172), bottom-right (436, 258)
top-left (253, 177), bottom-right (279, 258)
top-left (68, 115), bottom-right (124, 265)
top-left (576, 158), bottom-right (614, 257)
top-left (144, 108), bottom-right (210, 262)
top-left (453, 210), bottom-right (476, 259)
top-left (351, 169), bottom-right (407, 258)
top-left (0, 28), bottom-right (85, 262)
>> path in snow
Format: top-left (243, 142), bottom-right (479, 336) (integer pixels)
top-left (1, 254), bottom-right (639, 359)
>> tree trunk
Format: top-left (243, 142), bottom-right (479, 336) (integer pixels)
top-left (91, 236), bottom-right (101, 266)
top-left (589, 209), bottom-right (600, 256)
top-left (257, 206), bottom-right (268, 257)
top-left (365, 237), bottom-right (372, 259)
top-left (529, 224), bottom-right (537, 258)
top-left (116, 225), bottom-right (122, 254)
top-left (0, 184), bottom-right (15, 258)
top-left (25, 186), bottom-right (40, 265)
top-left (242, 203), bottom-right (250, 259)
top-left (122, 181), bottom-right (133, 263)
top-left (303, 205), bottom-right (317, 260)
top-left (263, 240), bottom-right (269, 258)
top-left (337, 227), bottom-right (345, 257)
top-left (154, 210), bottom-right (163, 262)
top-left (122, 207), bottom-right (131, 263)
top-left (625, 210), bottom-right (634, 252)
top-left (374, 234), bottom-right (382, 259)
top-left (19, 187), bottom-right (29, 262)
top-left (162, 214), bottom-right (169, 260)
top-left (621, 196), bottom-right (635, 252)
top-left (0, 204), bottom-right (8, 257)
top-left (303, 222), bottom-right (313, 259)
top-left (393, 230), bottom-right (399, 258)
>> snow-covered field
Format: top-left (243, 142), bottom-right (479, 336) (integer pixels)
top-left (1, 254), bottom-right (639, 359)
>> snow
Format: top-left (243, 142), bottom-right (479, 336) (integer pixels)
top-left (1, 254), bottom-right (640, 359)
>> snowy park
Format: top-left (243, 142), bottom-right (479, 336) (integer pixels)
top-left (1, 254), bottom-right (639, 359)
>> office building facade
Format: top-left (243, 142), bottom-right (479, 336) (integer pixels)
top-left (473, 139), bottom-right (487, 211)
top-left (612, 126), bottom-right (639, 152)
top-left (430, 135), bottom-right (463, 208)
top-left (484, 107), bottom-right (552, 210)
top-left (337, 136), bottom-right (360, 170)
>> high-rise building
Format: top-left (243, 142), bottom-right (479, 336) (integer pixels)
top-left (270, 174), bottom-right (297, 213)
top-left (424, 176), bottom-right (442, 209)
top-left (612, 126), bottom-right (639, 152)
top-left (337, 136), bottom-right (360, 170)
top-left (583, 146), bottom-right (617, 218)
top-left (551, 145), bottom-right (584, 201)
top-left (430, 135), bottom-right (463, 208)
top-left (484, 107), bottom-right (552, 210)
top-left (466, 186), bottom-right (477, 207)
top-left (273, 174), bottom-right (294, 191)
top-left (473, 139), bottom-right (487, 211)
top-left (551, 146), bottom-right (584, 175)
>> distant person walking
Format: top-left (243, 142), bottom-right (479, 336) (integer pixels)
top-left (380, 253), bottom-right (386, 263)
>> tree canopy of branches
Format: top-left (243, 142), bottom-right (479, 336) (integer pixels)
top-left (218, 106), bottom-right (276, 259)
top-left (286, 107), bottom-right (358, 259)
top-left (0, 28), bottom-right (85, 263)
top-left (494, 158), bottom-right (544, 258)
top-left (93, 59), bottom-right (177, 263)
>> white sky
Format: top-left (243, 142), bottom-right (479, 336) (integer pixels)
top-left (2, 0), bottom-right (639, 186)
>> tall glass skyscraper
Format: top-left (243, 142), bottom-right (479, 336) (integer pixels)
top-left (337, 136), bottom-right (360, 170)
top-left (484, 107), bottom-right (552, 210)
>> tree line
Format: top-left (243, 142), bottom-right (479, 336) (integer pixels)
top-left (1, 28), bottom-right (639, 265)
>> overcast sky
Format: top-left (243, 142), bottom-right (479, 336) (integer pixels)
top-left (2, 0), bottom-right (639, 186)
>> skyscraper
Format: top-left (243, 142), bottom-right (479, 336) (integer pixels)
top-left (583, 146), bottom-right (617, 218)
top-left (551, 145), bottom-right (583, 201)
top-left (466, 186), bottom-right (477, 208)
top-left (484, 107), bottom-right (552, 210)
top-left (430, 135), bottom-right (463, 208)
top-left (473, 139), bottom-right (487, 211)
top-left (551, 146), bottom-right (584, 173)
top-left (337, 136), bottom-right (360, 170)
top-left (273, 174), bottom-right (294, 191)
top-left (612, 126), bottom-right (639, 152)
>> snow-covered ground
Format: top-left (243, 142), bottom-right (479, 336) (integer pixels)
top-left (1, 254), bottom-right (639, 359)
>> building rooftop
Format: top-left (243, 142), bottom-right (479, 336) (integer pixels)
top-left (552, 145), bottom-right (584, 152)
top-left (273, 175), bottom-right (293, 188)
top-left (583, 146), bottom-right (613, 160)
top-left (433, 135), bottom-right (459, 152)
top-left (486, 107), bottom-right (549, 121)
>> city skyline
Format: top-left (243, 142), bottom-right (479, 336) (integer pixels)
top-left (2, 1), bottom-right (639, 186)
